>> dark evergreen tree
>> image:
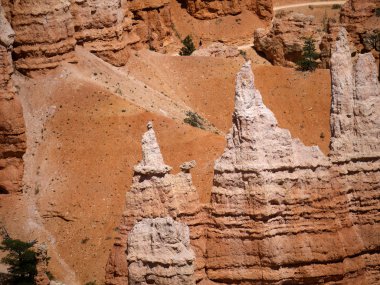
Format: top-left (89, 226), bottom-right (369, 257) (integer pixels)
top-left (179, 35), bottom-right (196, 56)
top-left (0, 237), bottom-right (37, 285)
top-left (297, 37), bottom-right (319, 71)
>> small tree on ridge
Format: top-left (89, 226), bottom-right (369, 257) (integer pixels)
top-left (297, 36), bottom-right (319, 72)
top-left (179, 35), bottom-right (196, 56)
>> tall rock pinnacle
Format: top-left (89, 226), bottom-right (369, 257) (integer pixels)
top-left (330, 27), bottom-right (380, 161)
top-left (134, 122), bottom-right (172, 176)
top-left (215, 61), bottom-right (327, 173)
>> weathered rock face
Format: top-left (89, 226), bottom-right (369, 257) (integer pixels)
top-left (69, 0), bottom-right (129, 66)
top-left (105, 122), bottom-right (206, 285)
top-left (3, 0), bottom-right (175, 70)
top-left (340, 0), bottom-right (379, 48)
top-left (254, 12), bottom-right (323, 67)
top-left (206, 57), bottom-right (379, 283)
top-left (330, 28), bottom-right (380, 159)
top-left (0, 5), bottom-right (26, 194)
top-left (34, 244), bottom-right (50, 285)
top-left (127, 0), bottom-right (174, 52)
top-left (192, 42), bottom-right (240, 58)
top-left (127, 217), bottom-right (195, 285)
top-left (106, 39), bottom-right (379, 282)
top-left (8, 0), bottom-right (77, 73)
top-left (181, 0), bottom-right (273, 21)
top-left (329, 28), bottom-right (380, 284)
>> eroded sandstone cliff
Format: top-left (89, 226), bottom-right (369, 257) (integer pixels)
top-left (340, 0), bottom-right (380, 53)
top-left (182, 0), bottom-right (273, 21)
top-left (9, 0), bottom-right (77, 73)
top-left (127, 0), bottom-right (174, 52)
top-left (0, 5), bottom-right (26, 193)
top-left (2, 0), bottom-right (175, 71)
top-left (105, 122), bottom-right (207, 285)
top-left (206, 59), bottom-right (378, 284)
top-left (70, 0), bottom-right (130, 66)
top-left (106, 28), bottom-right (379, 284)
top-left (254, 11), bottom-right (324, 67)
top-left (329, 29), bottom-right (380, 284)
top-left (127, 217), bottom-right (195, 285)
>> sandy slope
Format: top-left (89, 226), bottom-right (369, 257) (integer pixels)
top-left (0, 47), bottom-right (331, 284)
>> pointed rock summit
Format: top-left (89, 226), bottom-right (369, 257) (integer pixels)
top-left (216, 61), bottom-right (327, 173)
top-left (134, 121), bottom-right (172, 175)
top-left (330, 28), bottom-right (380, 161)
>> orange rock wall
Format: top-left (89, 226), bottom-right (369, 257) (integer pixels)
top-left (0, 5), bottom-right (26, 194)
top-left (182, 0), bottom-right (273, 20)
top-left (2, 0), bottom-right (176, 71)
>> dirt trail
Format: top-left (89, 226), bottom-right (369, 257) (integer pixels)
top-left (274, 0), bottom-right (346, 11)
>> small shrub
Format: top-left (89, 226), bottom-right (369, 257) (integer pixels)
top-left (297, 37), bottom-right (319, 72)
top-left (85, 281), bottom-right (97, 285)
top-left (184, 111), bottom-right (205, 129)
top-left (81, 237), bottom-right (89, 244)
top-left (308, 5), bottom-right (314, 10)
top-left (46, 271), bottom-right (55, 280)
top-left (376, 8), bottom-right (380, 17)
top-left (364, 30), bottom-right (380, 51)
top-left (239, 50), bottom-right (247, 60)
top-left (332, 4), bottom-right (341, 9)
top-left (179, 35), bottom-right (196, 56)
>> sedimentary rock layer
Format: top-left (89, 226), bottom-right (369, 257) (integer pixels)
top-left (9, 0), bottom-right (77, 72)
top-left (70, 0), bottom-right (129, 66)
top-left (254, 12), bottom-right (323, 67)
top-left (329, 29), bottom-right (380, 284)
top-left (181, 0), bottom-right (273, 21)
top-left (206, 30), bottom-right (379, 283)
top-left (105, 122), bottom-right (207, 285)
top-left (0, 6), bottom-right (26, 194)
top-left (127, 0), bottom-right (174, 52)
top-left (106, 28), bottom-right (379, 284)
top-left (207, 61), bottom-right (358, 284)
top-left (127, 217), bottom-right (195, 285)
top-left (340, 0), bottom-right (380, 54)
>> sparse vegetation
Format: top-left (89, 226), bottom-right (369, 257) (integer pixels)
top-left (81, 237), bottom-right (90, 244)
top-left (297, 37), bottom-right (319, 72)
top-left (365, 30), bottom-right (380, 51)
top-left (239, 50), bottom-right (247, 60)
top-left (46, 271), bottom-right (55, 281)
top-left (179, 35), bottom-right (196, 56)
top-left (332, 4), bottom-right (341, 9)
top-left (0, 237), bottom-right (38, 285)
top-left (184, 111), bottom-right (205, 129)
top-left (376, 8), bottom-right (380, 17)
top-left (85, 281), bottom-right (97, 285)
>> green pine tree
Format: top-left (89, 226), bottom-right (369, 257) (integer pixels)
top-left (297, 37), bottom-right (319, 71)
top-left (0, 237), bottom-right (38, 285)
top-left (179, 35), bottom-right (196, 56)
